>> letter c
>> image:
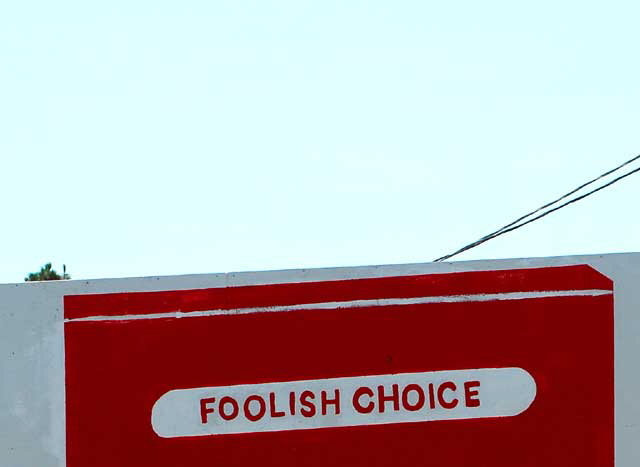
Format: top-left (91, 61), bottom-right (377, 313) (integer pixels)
top-left (353, 387), bottom-right (375, 414)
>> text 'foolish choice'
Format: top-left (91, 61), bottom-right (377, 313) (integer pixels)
top-left (151, 368), bottom-right (536, 437)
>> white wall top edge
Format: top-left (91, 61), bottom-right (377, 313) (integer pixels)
top-left (2, 252), bottom-right (637, 295)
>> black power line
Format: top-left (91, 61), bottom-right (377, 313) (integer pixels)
top-left (434, 155), bottom-right (640, 262)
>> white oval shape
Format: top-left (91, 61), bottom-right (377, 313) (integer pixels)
top-left (151, 367), bottom-right (536, 438)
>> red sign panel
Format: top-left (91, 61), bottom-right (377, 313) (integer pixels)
top-left (64, 265), bottom-right (614, 466)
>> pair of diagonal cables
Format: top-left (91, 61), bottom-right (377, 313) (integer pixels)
top-left (434, 154), bottom-right (640, 262)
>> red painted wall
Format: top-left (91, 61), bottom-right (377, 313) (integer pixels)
top-left (65, 265), bottom-right (613, 467)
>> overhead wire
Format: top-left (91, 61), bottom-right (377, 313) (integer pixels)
top-left (434, 154), bottom-right (640, 262)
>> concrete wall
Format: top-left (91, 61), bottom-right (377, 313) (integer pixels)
top-left (1, 252), bottom-right (638, 466)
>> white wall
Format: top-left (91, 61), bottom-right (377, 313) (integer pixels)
top-left (1, 252), bottom-right (638, 466)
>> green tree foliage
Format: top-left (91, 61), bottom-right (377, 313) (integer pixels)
top-left (25, 263), bottom-right (70, 281)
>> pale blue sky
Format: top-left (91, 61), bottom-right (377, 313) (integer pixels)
top-left (1, 1), bottom-right (639, 283)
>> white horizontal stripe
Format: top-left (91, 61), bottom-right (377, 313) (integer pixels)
top-left (151, 367), bottom-right (537, 438)
top-left (64, 289), bottom-right (612, 323)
